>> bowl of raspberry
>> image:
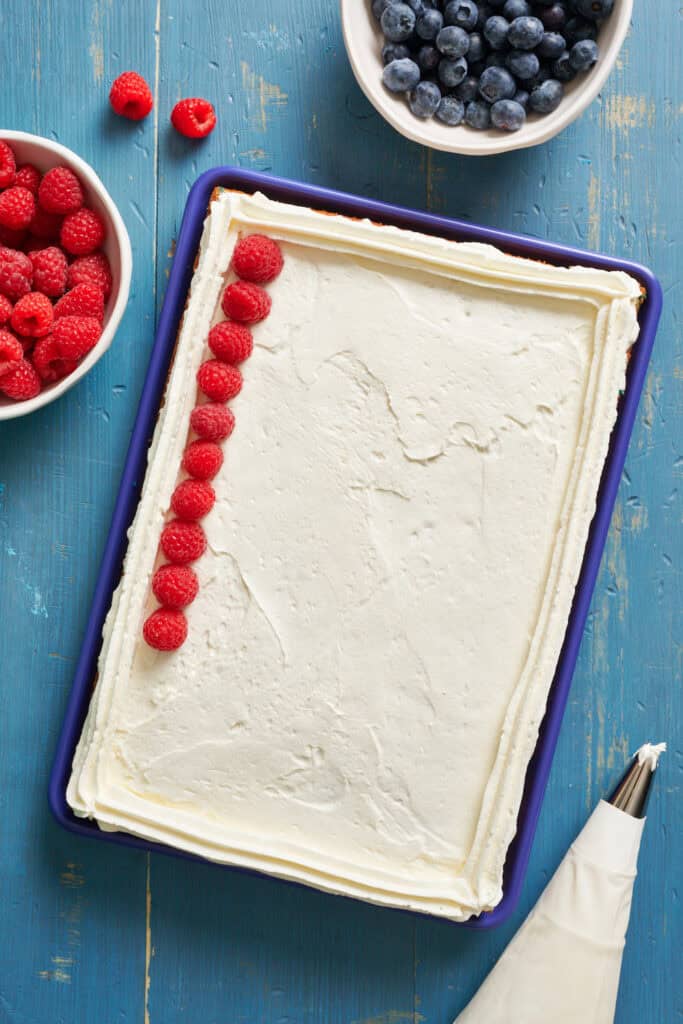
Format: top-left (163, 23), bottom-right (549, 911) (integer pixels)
top-left (0, 131), bottom-right (132, 419)
top-left (340, 0), bottom-right (632, 155)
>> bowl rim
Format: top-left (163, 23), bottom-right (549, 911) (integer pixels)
top-left (0, 130), bottom-right (132, 421)
top-left (340, 0), bottom-right (633, 156)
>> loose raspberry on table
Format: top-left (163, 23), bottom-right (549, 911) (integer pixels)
top-left (0, 295), bottom-right (12, 326)
top-left (0, 246), bottom-right (33, 301)
top-left (10, 292), bottom-right (53, 338)
top-left (160, 519), bottom-right (207, 563)
top-left (66, 252), bottom-right (112, 299)
top-left (0, 358), bottom-right (41, 400)
top-left (190, 402), bottom-right (235, 442)
top-left (109, 71), bottom-right (154, 120)
top-left (29, 246), bottom-right (68, 297)
top-left (14, 164), bottom-right (41, 195)
top-left (143, 608), bottom-right (188, 651)
top-left (31, 335), bottom-right (78, 383)
top-left (196, 359), bottom-right (242, 402)
top-left (232, 235), bottom-right (284, 284)
top-left (0, 329), bottom-right (23, 378)
top-left (38, 166), bottom-right (84, 215)
top-left (170, 97), bottom-right (217, 138)
top-left (0, 141), bottom-right (16, 188)
top-left (54, 282), bottom-right (105, 321)
top-left (0, 187), bottom-right (36, 232)
top-left (28, 206), bottom-right (62, 241)
top-left (182, 439), bottom-right (224, 481)
top-left (60, 208), bottom-right (106, 256)
top-left (221, 281), bottom-right (272, 324)
top-left (171, 479), bottom-right (216, 520)
top-left (50, 315), bottom-right (102, 359)
top-left (208, 321), bottom-right (253, 364)
top-left (152, 564), bottom-right (199, 610)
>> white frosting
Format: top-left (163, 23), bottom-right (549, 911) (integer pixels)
top-left (634, 742), bottom-right (666, 770)
top-left (67, 191), bottom-right (641, 920)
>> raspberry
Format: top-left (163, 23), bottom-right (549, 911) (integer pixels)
top-left (14, 164), bottom-right (41, 194)
top-left (182, 440), bottom-right (224, 481)
top-left (221, 281), bottom-right (271, 324)
top-left (0, 187), bottom-right (36, 232)
top-left (190, 402), bottom-right (235, 442)
top-left (208, 321), bottom-right (253, 364)
top-left (29, 246), bottom-right (68, 297)
top-left (152, 564), bottom-right (199, 609)
top-left (232, 234), bottom-right (284, 284)
top-left (0, 295), bottom-right (12, 326)
top-left (50, 315), bottom-right (102, 359)
top-left (53, 283), bottom-right (104, 321)
top-left (160, 520), bottom-right (207, 563)
top-left (170, 97), bottom-right (217, 138)
top-left (109, 71), bottom-right (154, 120)
top-left (10, 292), bottom-right (53, 338)
top-left (67, 252), bottom-right (112, 299)
top-left (0, 226), bottom-right (27, 248)
top-left (0, 329), bottom-right (23, 378)
top-left (0, 141), bottom-right (16, 188)
top-left (38, 166), bottom-right (84, 215)
top-left (196, 359), bottom-right (242, 402)
top-left (28, 206), bottom-right (62, 241)
top-left (0, 358), bottom-right (41, 400)
top-left (143, 608), bottom-right (188, 651)
top-left (171, 479), bottom-right (216, 520)
top-left (60, 208), bottom-right (106, 256)
top-left (31, 335), bottom-right (78, 382)
top-left (0, 247), bottom-right (33, 301)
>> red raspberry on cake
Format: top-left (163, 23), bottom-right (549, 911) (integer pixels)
top-left (50, 315), bottom-right (102, 359)
top-left (109, 71), bottom-right (154, 121)
top-left (152, 564), bottom-right (199, 609)
top-left (197, 359), bottom-right (242, 402)
top-left (31, 335), bottom-right (78, 382)
top-left (0, 141), bottom-right (16, 188)
top-left (160, 520), bottom-right (207, 563)
top-left (208, 321), bottom-right (253, 364)
top-left (28, 206), bottom-right (62, 241)
top-left (0, 295), bottom-right (12, 327)
top-left (171, 479), bottom-right (216, 520)
top-left (0, 358), bottom-right (41, 400)
top-left (14, 164), bottom-right (41, 195)
top-left (221, 281), bottom-right (271, 324)
top-left (38, 166), bottom-right (84, 215)
top-left (53, 282), bottom-right (105, 321)
top-left (0, 247), bottom-right (33, 301)
top-left (170, 97), bottom-right (216, 138)
top-left (66, 252), bottom-right (112, 299)
top-left (60, 208), bottom-right (106, 256)
top-left (190, 402), bottom-right (235, 442)
top-left (29, 246), bottom-right (68, 297)
top-left (10, 292), bottom-right (53, 338)
top-left (232, 234), bottom-right (284, 284)
top-left (182, 440), bottom-right (224, 481)
top-left (143, 608), bottom-right (188, 651)
top-left (0, 187), bottom-right (36, 232)
top-left (0, 329), bottom-right (23, 378)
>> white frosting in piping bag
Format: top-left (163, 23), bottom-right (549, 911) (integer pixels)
top-left (67, 191), bottom-right (641, 920)
top-left (635, 742), bottom-right (667, 770)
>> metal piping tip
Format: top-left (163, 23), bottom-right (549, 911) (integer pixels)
top-left (609, 742), bottom-right (666, 819)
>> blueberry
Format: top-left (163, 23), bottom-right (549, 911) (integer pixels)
top-left (465, 99), bottom-right (492, 128)
top-left (507, 15), bottom-right (544, 48)
top-left (529, 64), bottom-right (551, 86)
top-left (372, 0), bottom-right (392, 19)
top-left (381, 3), bottom-right (417, 42)
top-left (467, 31), bottom-right (485, 62)
top-left (490, 98), bottom-right (526, 130)
top-left (436, 24), bottom-right (470, 56)
top-left (483, 15), bottom-right (510, 49)
top-left (455, 74), bottom-right (481, 102)
top-left (435, 94), bottom-right (466, 124)
top-left (416, 7), bottom-right (444, 39)
top-left (506, 49), bottom-right (539, 79)
top-left (485, 52), bottom-right (507, 67)
top-left (404, 0), bottom-right (426, 11)
top-left (468, 60), bottom-right (487, 76)
top-left (409, 80), bottom-right (443, 117)
top-left (551, 50), bottom-right (576, 81)
top-left (529, 77), bottom-right (564, 113)
top-left (382, 41), bottom-right (412, 63)
top-left (417, 43), bottom-right (441, 71)
top-left (438, 55), bottom-right (469, 86)
top-left (536, 31), bottom-right (566, 59)
top-left (444, 0), bottom-right (479, 30)
top-left (479, 64), bottom-right (516, 101)
top-left (569, 38), bottom-right (599, 70)
top-left (503, 0), bottom-right (531, 18)
top-left (564, 17), bottom-right (597, 43)
top-left (382, 57), bottom-right (421, 91)
top-left (475, 2), bottom-right (493, 27)
top-left (540, 2), bottom-right (567, 30)
top-left (513, 88), bottom-right (529, 108)
top-left (575, 0), bottom-right (613, 19)
top-left (487, 0), bottom-right (506, 7)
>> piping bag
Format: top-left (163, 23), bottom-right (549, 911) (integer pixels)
top-left (455, 742), bottom-right (666, 1024)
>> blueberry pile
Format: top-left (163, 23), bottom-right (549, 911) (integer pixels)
top-left (373, 0), bottom-right (614, 132)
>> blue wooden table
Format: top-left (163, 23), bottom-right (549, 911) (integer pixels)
top-left (0, 2), bottom-right (680, 1022)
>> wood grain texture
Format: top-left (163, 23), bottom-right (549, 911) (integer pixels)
top-left (0, 1), bottom-right (680, 1022)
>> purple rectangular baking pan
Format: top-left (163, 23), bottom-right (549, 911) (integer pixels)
top-left (48, 166), bottom-right (662, 928)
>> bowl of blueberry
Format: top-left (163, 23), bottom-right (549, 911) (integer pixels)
top-left (340, 0), bottom-right (631, 155)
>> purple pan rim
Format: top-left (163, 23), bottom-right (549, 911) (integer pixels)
top-left (48, 166), bottom-right (662, 930)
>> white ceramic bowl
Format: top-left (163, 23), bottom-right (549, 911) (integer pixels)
top-left (0, 130), bottom-right (132, 420)
top-left (341, 0), bottom-right (632, 156)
